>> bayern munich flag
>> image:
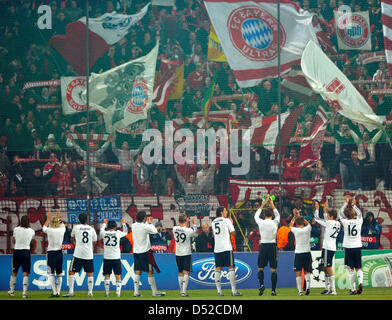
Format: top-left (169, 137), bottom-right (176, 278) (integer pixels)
top-left (204, 0), bottom-right (319, 87)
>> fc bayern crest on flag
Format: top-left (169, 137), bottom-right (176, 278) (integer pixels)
top-left (227, 5), bottom-right (286, 61)
top-left (127, 79), bottom-right (149, 114)
top-left (335, 11), bottom-right (371, 50)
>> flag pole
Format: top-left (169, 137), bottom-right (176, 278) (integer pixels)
top-left (85, 0), bottom-right (92, 224)
top-left (277, 0), bottom-right (283, 213)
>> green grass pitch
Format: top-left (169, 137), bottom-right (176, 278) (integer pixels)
top-left (1, 287), bottom-right (392, 300)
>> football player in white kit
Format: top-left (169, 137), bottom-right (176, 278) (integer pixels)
top-left (8, 215), bottom-right (35, 298)
top-left (100, 218), bottom-right (127, 297)
top-left (314, 201), bottom-right (340, 295)
top-left (339, 195), bottom-right (364, 295)
top-left (63, 212), bottom-right (97, 297)
top-left (289, 209), bottom-right (312, 296)
top-left (254, 195), bottom-right (280, 296)
top-left (43, 209), bottom-right (66, 297)
top-left (211, 206), bottom-right (242, 297)
top-left (173, 214), bottom-right (198, 297)
top-left (132, 211), bottom-right (165, 297)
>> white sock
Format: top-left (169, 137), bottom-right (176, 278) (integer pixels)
top-left (357, 269), bottom-right (363, 285)
top-left (56, 276), bottom-right (62, 295)
top-left (178, 275), bottom-right (183, 292)
top-left (148, 275), bottom-right (158, 294)
top-left (104, 278), bottom-right (110, 295)
top-left (68, 275), bottom-right (75, 294)
top-left (215, 270), bottom-right (222, 293)
top-left (49, 274), bottom-right (56, 294)
top-left (229, 268), bottom-right (237, 293)
top-left (330, 275), bottom-right (336, 292)
top-left (305, 273), bottom-right (311, 290)
top-left (349, 271), bottom-right (356, 291)
top-left (324, 274), bottom-right (330, 290)
top-left (116, 280), bottom-right (122, 296)
top-left (9, 275), bottom-right (16, 292)
top-left (296, 276), bottom-right (302, 292)
top-left (87, 276), bottom-right (94, 294)
top-left (134, 274), bottom-right (140, 295)
top-left (23, 276), bottom-right (29, 295)
top-left (182, 274), bottom-right (190, 294)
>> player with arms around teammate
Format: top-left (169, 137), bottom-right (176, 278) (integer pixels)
top-left (63, 212), bottom-right (97, 297)
top-left (100, 218), bottom-right (127, 297)
top-left (314, 201), bottom-right (340, 295)
top-left (212, 206), bottom-right (242, 297)
top-left (173, 214), bottom-right (198, 297)
top-left (8, 215), bottom-right (35, 298)
top-left (289, 209), bottom-right (312, 296)
top-left (339, 195), bottom-right (364, 295)
top-left (43, 209), bottom-right (66, 297)
top-left (254, 195), bottom-right (280, 296)
top-left (132, 211), bottom-right (165, 297)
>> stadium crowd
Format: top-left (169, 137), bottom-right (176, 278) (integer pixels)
top-left (0, 0), bottom-right (390, 251)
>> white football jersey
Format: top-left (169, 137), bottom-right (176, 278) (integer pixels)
top-left (71, 224), bottom-right (97, 260)
top-left (339, 203), bottom-right (363, 249)
top-left (254, 208), bottom-right (280, 243)
top-left (314, 210), bottom-right (340, 251)
top-left (173, 225), bottom-right (198, 256)
top-left (13, 226), bottom-right (35, 250)
top-left (100, 223), bottom-right (128, 260)
top-left (211, 217), bottom-right (235, 253)
top-left (290, 225), bottom-right (311, 253)
top-left (131, 222), bottom-right (157, 254)
top-left (43, 224), bottom-right (66, 251)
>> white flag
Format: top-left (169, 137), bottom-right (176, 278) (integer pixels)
top-left (61, 77), bottom-right (91, 115)
top-left (85, 42), bottom-right (159, 133)
top-left (334, 10), bottom-right (372, 50)
top-left (301, 40), bottom-right (383, 131)
top-left (204, 0), bottom-right (319, 88)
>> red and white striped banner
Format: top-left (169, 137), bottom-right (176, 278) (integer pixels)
top-left (382, 0), bottom-right (392, 73)
top-left (67, 133), bottom-right (109, 143)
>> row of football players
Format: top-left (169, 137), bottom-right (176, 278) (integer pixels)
top-left (7, 194), bottom-right (363, 297)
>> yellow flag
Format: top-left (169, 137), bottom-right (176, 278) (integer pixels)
top-left (207, 25), bottom-right (227, 62)
top-left (168, 63), bottom-right (184, 100)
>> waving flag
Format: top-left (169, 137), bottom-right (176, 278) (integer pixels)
top-left (49, 3), bottom-right (150, 75)
top-left (152, 70), bottom-right (176, 113)
top-left (301, 40), bottom-right (383, 131)
top-left (84, 42), bottom-right (159, 133)
top-left (382, 0), bottom-right (392, 73)
top-left (248, 105), bottom-right (304, 153)
top-left (204, 0), bottom-right (319, 87)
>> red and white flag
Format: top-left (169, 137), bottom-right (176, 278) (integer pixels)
top-left (152, 69), bottom-right (176, 113)
top-left (49, 4), bottom-right (150, 75)
top-left (281, 68), bottom-right (315, 102)
top-left (248, 105), bottom-right (304, 153)
top-left (301, 40), bottom-right (383, 131)
top-left (382, 0), bottom-right (392, 74)
top-left (204, 0), bottom-right (319, 87)
top-left (294, 105), bottom-right (329, 168)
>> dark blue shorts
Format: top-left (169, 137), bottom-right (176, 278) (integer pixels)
top-left (70, 257), bottom-right (94, 273)
top-left (12, 249), bottom-right (31, 274)
top-left (293, 252), bottom-right (312, 272)
top-left (103, 259), bottom-right (122, 275)
top-left (344, 247), bottom-right (362, 269)
top-left (176, 255), bottom-right (192, 272)
top-left (47, 250), bottom-right (63, 275)
top-left (214, 250), bottom-right (234, 268)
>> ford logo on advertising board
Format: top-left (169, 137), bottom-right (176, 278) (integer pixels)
top-left (190, 258), bottom-right (251, 286)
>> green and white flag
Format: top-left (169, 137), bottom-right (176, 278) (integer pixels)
top-left (84, 42), bottom-right (159, 133)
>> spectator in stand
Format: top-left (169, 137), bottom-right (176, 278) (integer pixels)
top-left (283, 147), bottom-right (301, 181)
top-left (42, 152), bottom-right (61, 196)
top-left (150, 221), bottom-right (173, 253)
top-left (361, 211), bottom-right (382, 249)
top-left (248, 226), bottom-right (261, 252)
top-left (132, 165), bottom-right (154, 195)
top-left (301, 160), bottom-right (330, 181)
top-left (42, 134), bottom-right (61, 159)
top-left (195, 222), bottom-right (214, 252)
top-left (175, 163), bottom-right (215, 195)
top-left (339, 149), bottom-right (369, 190)
top-left (187, 63), bottom-right (207, 90)
top-left (24, 167), bottom-right (46, 197)
top-left (196, 160), bottom-right (215, 194)
top-left (56, 155), bottom-right (75, 196)
top-left (112, 133), bottom-right (142, 194)
top-left (372, 61), bottom-right (391, 89)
